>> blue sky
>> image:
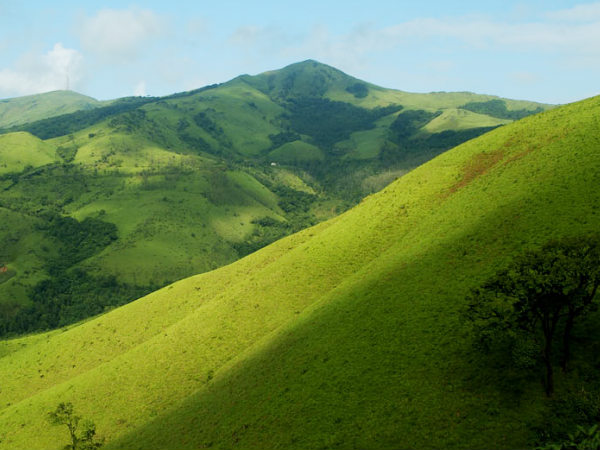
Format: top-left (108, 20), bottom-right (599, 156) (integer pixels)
top-left (0, 1), bottom-right (599, 103)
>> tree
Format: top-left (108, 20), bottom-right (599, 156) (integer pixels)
top-left (538, 424), bottom-right (600, 450)
top-left (467, 235), bottom-right (600, 396)
top-left (47, 402), bottom-right (103, 450)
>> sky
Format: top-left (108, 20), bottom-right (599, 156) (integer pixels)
top-left (0, 1), bottom-right (599, 104)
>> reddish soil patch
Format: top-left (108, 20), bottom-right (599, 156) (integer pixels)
top-left (447, 149), bottom-right (505, 195)
top-left (503, 147), bottom-right (534, 166)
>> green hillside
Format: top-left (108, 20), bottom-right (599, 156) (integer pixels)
top-left (0, 60), bottom-right (552, 336)
top-left (0, 132), bottom-right (56, 174)
top-left (0, 94), bottom-right (597, 450)
top-left (0, 90), bottom-right (102, 129)
top-left (0, 130), bottom-right (307, 335)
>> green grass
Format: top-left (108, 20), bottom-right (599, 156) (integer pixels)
top-left (0, 205), bottom-right (60, 308)
top-left (0, 95), bottom-right (597, 449)
top-left (328, 81), bottom-right (551, 110)
top-left (0, 90), bottom-right (101, 129)
top-left (0, 132), bottom-right (56, 174)
top-left (422, 108), bottom-right (510, 133)
top-left (269, 167), bottom-right (317, 194)
top-left (61, 164), bottom-right (286, 285)
top-left (268, 140), bottom-right (324, 163)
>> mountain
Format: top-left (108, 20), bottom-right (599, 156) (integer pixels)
top-left (0, 92), bottom-right (597, 449)
top-left (0, 60), bottom-right (551, 336)
top-left (0, 90), bottom-right (103, 129)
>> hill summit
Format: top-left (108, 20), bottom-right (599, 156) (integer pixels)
top-left (235, 59), bottom-right (367, 99)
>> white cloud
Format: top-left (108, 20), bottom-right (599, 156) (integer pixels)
top-left (294, 24), bottom-right (378, 73)
top-left (546, 2), bottom-right (600, 22)
top-left (228, 24), bottom-right (375, 75)
top-left (79, 8), bottom-right (164, 62)
top-left (133, 80), bottom-right (146, 96)
top-left (277, 14), bottom-right (600, 67)
top-left (0, 43), bottom-right (84, 97)
top-left (220, 9), bottom-right (600, 98)
top-left (379, 17), bottom-right (600, 55)
top-left (226, 15), bottom-right (597, 77)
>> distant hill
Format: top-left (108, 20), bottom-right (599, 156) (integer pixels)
top-left (0, 60), bottom-right (552, 335)
top-left (0, 94), bottom-right (597, 450)
top-left (0, 90), bottom-right (103, 128)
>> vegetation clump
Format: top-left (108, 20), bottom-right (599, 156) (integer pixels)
top-left (48, 402), bottom-right (103, 450)
top-left (286, 97), bottom-right (402, 149)
top-left (538, 424), bottom-right (600, 450)
top-left (345, 82), bottom-right (369, 98)
top-left (467, 235), bottom-right (600, 395)
top-left (461, 99), bottom-right (544, 120)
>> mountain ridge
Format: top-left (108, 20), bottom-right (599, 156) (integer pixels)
top-left (0, 60), bottom-right (551, 130)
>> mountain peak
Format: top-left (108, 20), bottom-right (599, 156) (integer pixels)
top-left (235, 59), bottom-right (366, 100)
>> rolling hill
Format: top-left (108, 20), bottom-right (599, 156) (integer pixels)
top-left (0, 92), bottom-right (597, 449)
top-left (0, 90), bottom-right (103, 129)
top-left (0, 60), bottom-right (552, 336)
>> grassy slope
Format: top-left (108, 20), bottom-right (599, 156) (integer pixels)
top-left (269, 140), bottom-right (324, 163)
top-left (327, 80), bottom-right (547, 111)
top-left (0, 206), bottom-right (56, 306)
top-left (0, 91), bottom-right (101, 129)
top-left (0, 132), bottom-right (56, 174)
top-left (422, 108), bottom-right (511, 133)
top-left (0, 95), bottom-right (597, 449)
top-left (0, 132), bottom-right (60, 305)
top-left (64, 128), bottom-right (287, 283)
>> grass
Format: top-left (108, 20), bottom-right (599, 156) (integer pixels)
top-left (422, 108), bottom-right (510, 133)
top-left (0, 206), bottom-right (56, 307)
top-left (0, 94), bottom-right (597, 449)
top-left (0, 90), bottom-right (101, 129)
top-left (336, 126), bottom-right (390, 160)
top-left (269, 167), bottom-right (317, 195)
top-left (268, 140), bottom-right (324, 163)
top-left (0, 132), bottom-right (56, 174)
top-left (328, 81), bottom-right (552, 111)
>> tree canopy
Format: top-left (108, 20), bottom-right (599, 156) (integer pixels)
top-left (48, 402), bottom-right (103, 450)
top-left (467, 235), bottom-right (600, 395)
